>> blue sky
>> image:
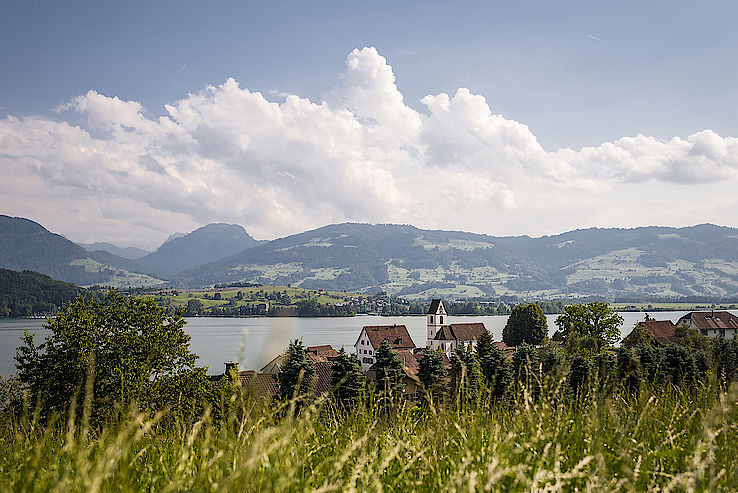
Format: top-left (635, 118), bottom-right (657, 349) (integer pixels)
top-left (1, 1), bottom-right (738, 247)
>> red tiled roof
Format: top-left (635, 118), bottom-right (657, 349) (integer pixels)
top-left (314, 361), bottom-right (334, 395)
top-left (637, 320), bottom-right (678, 346)
top-left (678, 311), bottom-right (738, 330)
top-left (357, 325), bottom-right (416, 350)
top-left (307, 345), bottom-right (339, 362)
top-left (433, 323), bottom-right (487, 342)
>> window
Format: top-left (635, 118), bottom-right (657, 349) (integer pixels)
top-left (369, 350), bottom-right (372, 355)
top-left (430, 315), bottom-right (434, 324)
top-left (439, 316), bottom-right (443, 324)
top-left (361, 340), bottom-right (364, 345)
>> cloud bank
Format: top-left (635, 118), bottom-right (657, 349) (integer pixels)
top-left (2, 47), bottom-right (738, 248)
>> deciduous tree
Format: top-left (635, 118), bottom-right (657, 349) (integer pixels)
top-left (503, 303), bottom-right (547, 347)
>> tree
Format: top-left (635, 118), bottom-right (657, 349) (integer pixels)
top-left (567, 355), bottom-right (592, 400)
top-left (417, 347), bottom-right (447, 400)
top-left (503, 303), bottom-right (547, 347)
top-left (330, 347), bottom-right (365, 409)
top-left (15, 291), bottom-right (206, 423)
top-left (480, 345), bottom-right (512, 402)
top-left (621, 323), bottom-right (657, 348)
top-left (475, 329), bottom-right (494, 363)
top-left (553, 302), bottom-right (623, 351)
top-left (277, 339), bottom-right (316, 401)
top-left (449, 344), bottom-right (479, 405)
top-left (185, 298), bottom-right (203, 316)
top-left (512, 342), bottom-right (540, 389)
top-left (373, 339), bottom-right (405, 399)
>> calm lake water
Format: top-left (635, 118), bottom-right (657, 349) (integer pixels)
top-left (1, 311), bottom-right (730, 376)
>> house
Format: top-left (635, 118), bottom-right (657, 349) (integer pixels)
top-left (622, 320), bottom-right (678, 347)
top-left (213, 353), bottom-right (336, 398)
top-left (260, 345), bottom-right (339, 374)
top-left (354, 324), bottom-right (416, 371)
top-left (366, 349), bottom-right (422, 401)
top-left (677, 311), bottom-right (738, 340)
top-left (429, 322), bottom-right (488, 357)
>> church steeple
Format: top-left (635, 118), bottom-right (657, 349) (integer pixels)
top-left (426, 298), bottom-right (446, 346)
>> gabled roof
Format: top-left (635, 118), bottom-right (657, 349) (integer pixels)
top-left (356, 325), bottom-right (415, 350)
top-left (433, 323), bottom-right (487, 342)
top-left (210, 370), bottom-right (278, 398)
top-left (636, 320), bottom-right (678, 346)
top-left (427, 298), bottom-right (445, 315)
top-left (261, 345), bottom-right (339, 373)
top-left (307, 345), bottom-right (339, 362)
top-left (678, 311), bottom-right (738, 330)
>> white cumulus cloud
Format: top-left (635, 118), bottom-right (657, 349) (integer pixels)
top-left (1, 46), bottom-right (738, 248)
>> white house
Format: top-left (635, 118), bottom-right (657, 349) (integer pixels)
top-left (354, 324), bottom-right (416, 371)
top-left (677, 311), bottom-right (738, 340)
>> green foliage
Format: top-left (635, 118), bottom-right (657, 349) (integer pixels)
top-left (480, 345), bottom-right (512, 402)
top-left (567, 355), bottom-right (592, 400)
top-left (277, 339), bottom-right (316, 401)
top-left (14, 291), bottom-right (205, 423)
top-left (0, 268), bottom-right (90, 317)
top-left (373, 339), bottom-right (405, 400)
top-left (554, 302), bottom-right (623, 350)
top-left (450, 345), bottom-right (479, 405)
top-left (512, 342), bottom-right (540, 389)
top-left (502, 303), bottom-right (547, 347)
top-left (329, 348), bottom-right (365, 409)
top-left (417, 347), bottom-right (447, 399)
top-left (712, 338), bottom-right (738, 388)
top-left (475, 328), bottom-right (494, 362)
top-left (621, 323), bottom-right (657, 348)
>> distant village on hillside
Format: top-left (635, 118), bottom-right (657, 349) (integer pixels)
top-left (208, 299), bottom-right (738, 400)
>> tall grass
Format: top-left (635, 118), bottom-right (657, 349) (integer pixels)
top-left (1, 379), bottom-right (737, 492)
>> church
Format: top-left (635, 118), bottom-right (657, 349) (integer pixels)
top-left (425, 299), bottom-right (487, 357)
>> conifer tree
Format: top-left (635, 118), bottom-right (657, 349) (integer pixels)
top-left (373, 339), bottom-right (404, 399)
top-left (480, 345), bottom-right (512, 402)
top-left (330, 347), bottom-right (365, 409)
top-left (277, 339), bottom-right (316, 401)
top-left (450, 344), bottom-right (479, 405)
top-left (475, 329), bottom-right (494, 363)
top-left (417, 346), bottom-right (447, 399)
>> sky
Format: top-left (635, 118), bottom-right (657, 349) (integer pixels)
top-left (1, 1), bottom-right (738, 249)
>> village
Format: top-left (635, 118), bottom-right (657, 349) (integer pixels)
top-left (208, 298), bottom-right (738, 400)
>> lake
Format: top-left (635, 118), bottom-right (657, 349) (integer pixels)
top-left (0, 311), bottom-right (726, 376)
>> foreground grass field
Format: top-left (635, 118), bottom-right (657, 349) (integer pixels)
top-left (2, 380), bottom-right (737, 492)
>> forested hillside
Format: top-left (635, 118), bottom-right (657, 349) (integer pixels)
top-left (0, 215), bottom-right (164, 287)
top-left (0, 269), bottom-right (87, 317)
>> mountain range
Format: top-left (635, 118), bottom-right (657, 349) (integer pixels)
top-left (3, 214), bottom-right (738, 299)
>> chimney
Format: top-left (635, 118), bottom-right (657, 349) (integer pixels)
top-left (225, 361), bottom-right (239, 378)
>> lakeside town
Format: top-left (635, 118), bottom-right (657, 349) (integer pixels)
top-left (208, 298), bottom-right (738, 402)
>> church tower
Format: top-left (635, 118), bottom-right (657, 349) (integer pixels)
top-left (426, 298), bottom-right (446, 346)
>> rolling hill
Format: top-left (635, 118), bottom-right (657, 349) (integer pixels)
top-left (0, 215), bottom-right (164, 287)
top-left (173, 223), bottom-right (738, 299)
